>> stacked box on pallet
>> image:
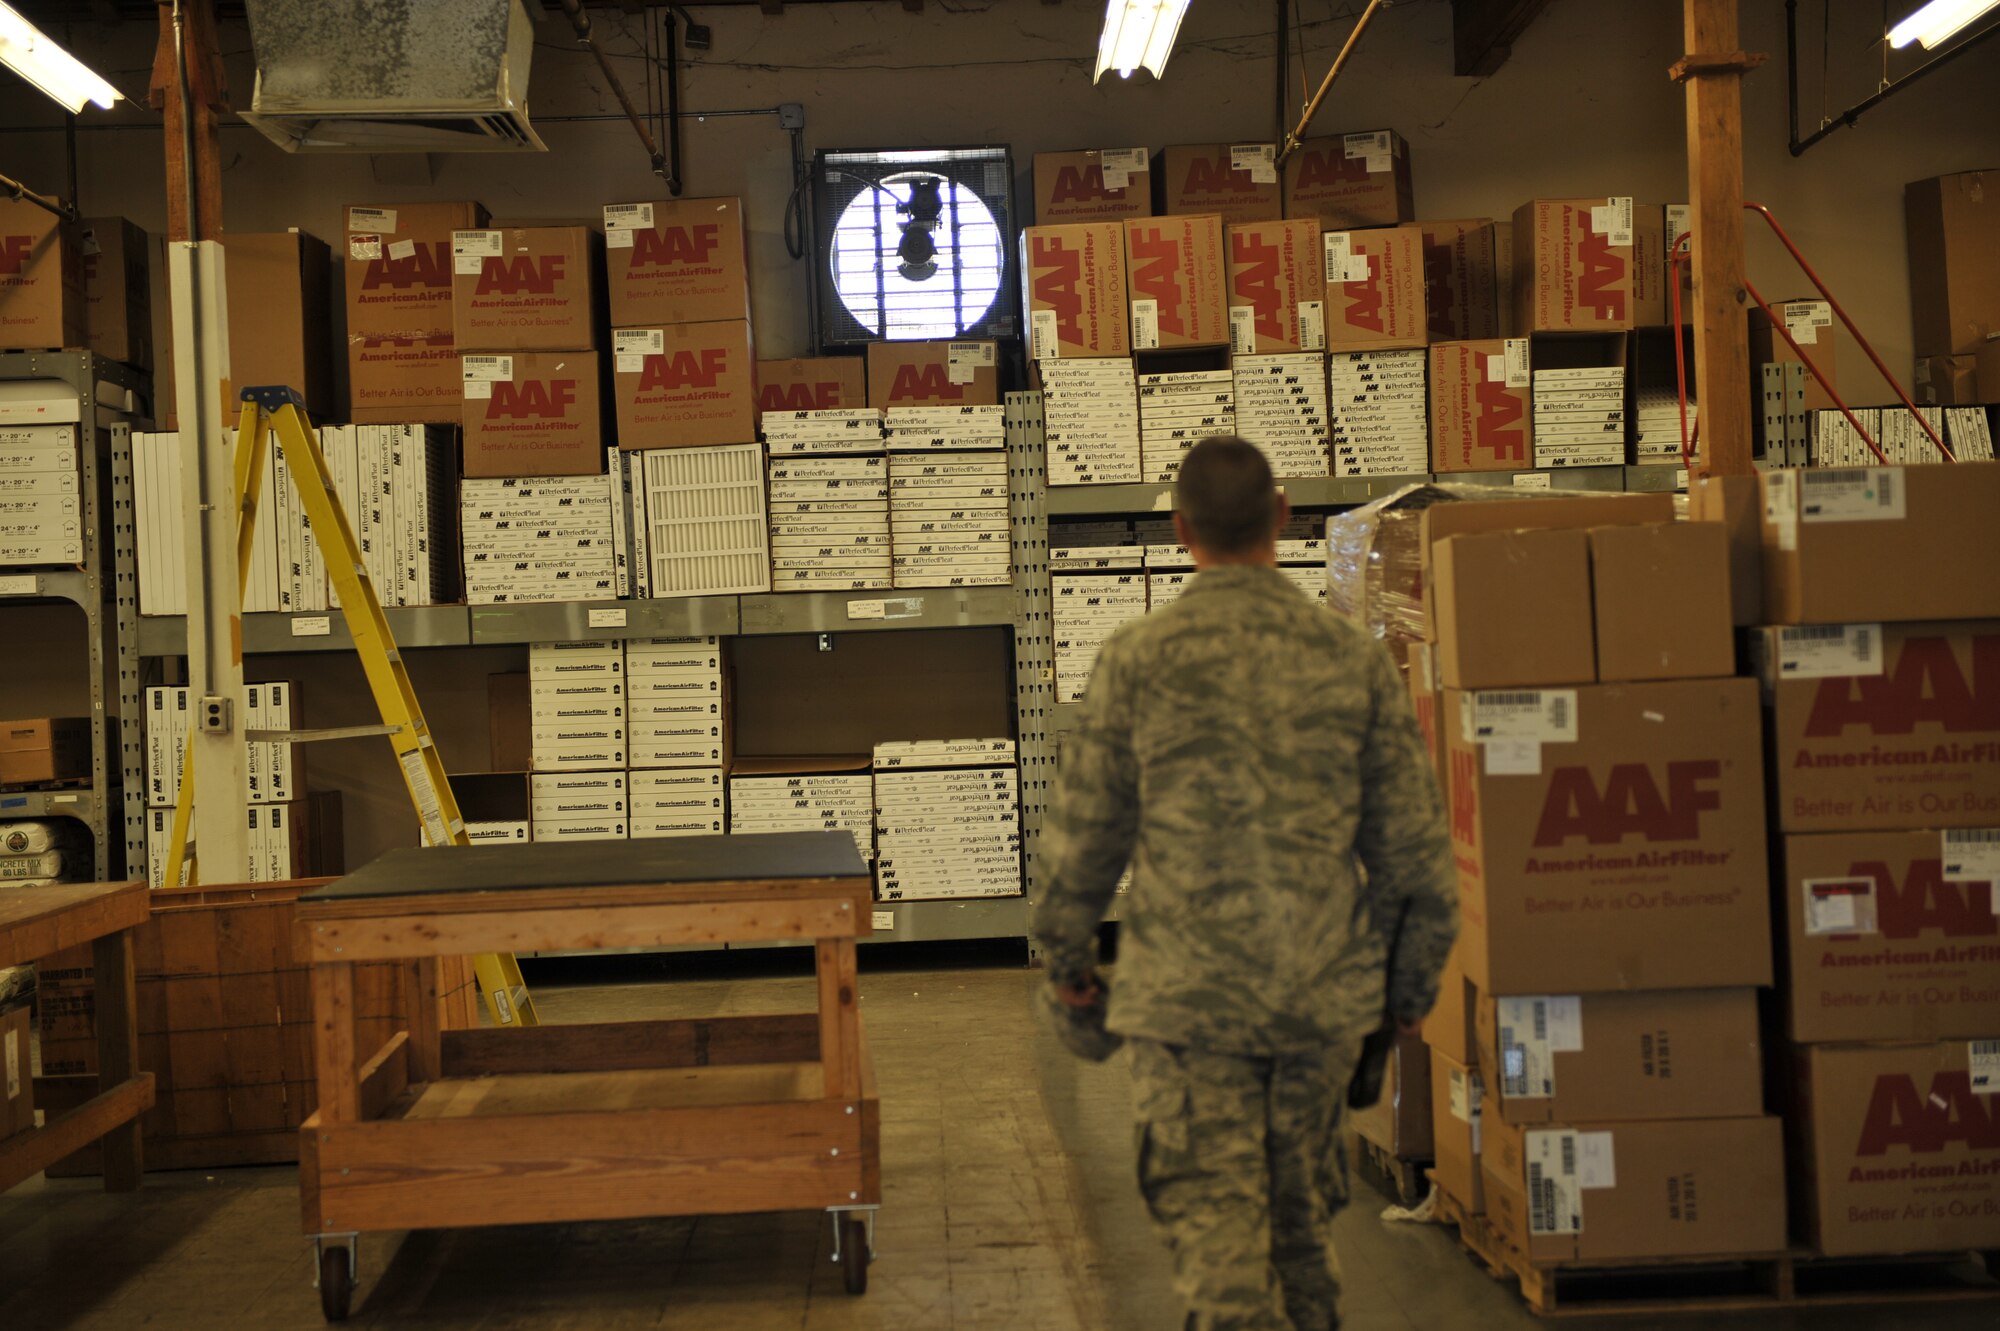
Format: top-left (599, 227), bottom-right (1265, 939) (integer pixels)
top-left (1042, 358), bottom-right (1141, 486)
top-left (1750, 462), bottom-right (2000, 1257)
top-left (626, 637), bottom-right (728, 837)
top-left (872, 739), bottom-right (1022, 901)
top-left (1052, 552), bottom-right (1147, 704)
top-left (1329, 349), bottom-right (1428, 477)
top-left (1137, 369), bottom-right (1234, 483)
top-left (1230, 353), bottom-right (1330, 478)
top-left (526, 642), bottom-right (626, 843)
top-left (767, 455), bottom-right (891, 592)
top-left (728, 759), bottom-right (873, 864)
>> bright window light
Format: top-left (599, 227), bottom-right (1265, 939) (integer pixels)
top-left (1888, 0), bottom-right (2000, 48)
top-left (0, 2), bottom-right (120, 112)
top-left (1095, 0), bottom-right (1193, 83)
top-left (830, 174), bottom-right (1004, 341)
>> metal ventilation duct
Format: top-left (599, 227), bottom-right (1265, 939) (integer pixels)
top-left (239, 0), bottom-right (546, 153)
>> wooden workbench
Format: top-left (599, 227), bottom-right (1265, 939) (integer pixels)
top-left (295, 831), bottom-right (880, 1321)
top-left (0, 880), bottom-right (155, 1194)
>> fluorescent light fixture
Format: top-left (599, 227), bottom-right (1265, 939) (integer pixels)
top-left (1095, 0), bottom-right (1193, 83)
top-left (0, 2), bottom-right (120, 112)
top-left (1888, 0), bottom-right (2000, 49)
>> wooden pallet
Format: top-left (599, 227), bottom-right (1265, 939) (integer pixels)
top-left (1352, 1131), bottom-right (1431, 1209)
top-left (1431, 1178), bottom-right (2000, 1318)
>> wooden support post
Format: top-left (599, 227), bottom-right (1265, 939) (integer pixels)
top-left (91, 929), bottom-right (143, 1191)
top-left (1681, 0), bottom-right (1755, 476)
top-left (313, 964), bottom-right (360, 1124)
top-left (403, 958), bottom-right (441, 1085)
top-left (148, 1), bottom-right (226, 243)
top-left (815, 938), bottom-right (860, 1101)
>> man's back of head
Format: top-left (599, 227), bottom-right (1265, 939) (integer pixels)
top-left (1173, 436), bottom-right (1286, 565)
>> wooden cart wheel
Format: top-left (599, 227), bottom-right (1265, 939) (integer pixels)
top-left (318, 1245), bottom-right (354, 1322)
top-left (840, 1216), bottom-right (870, 1295)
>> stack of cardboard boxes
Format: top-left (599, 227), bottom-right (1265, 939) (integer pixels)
top-left (1905, 170), bottom-right (1999, 405)
top-left (346, 203), bottom-right (486, 424)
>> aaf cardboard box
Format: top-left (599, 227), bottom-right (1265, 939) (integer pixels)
top-left (1792, 1040), bottom-right (2000, 1255)
top-left (0, 716), bottom-right (90, 785)
top-left (461, 350), bottom-right (604, 478)
top-left (344, 201), bottom-right (488, 423)
top-left (1445, 676), bottom-right (1773, 995)
top-left (1223, 219), bottom-right (1325, 355)
top-left (219, 231), bottom-right (335, 415)
top-left (1589, 523), bottom-right (1733, 683)
top-left (1759, 464), bottom-right (2000, 624)
top-left (1629, 205), bottom-right (1668, 327)
top-left (1753, 619), bottom-right (2000, 835)
top-left (1430, 339), bottom-right (1531, 473)
top-left (1430, 1048), bottom-right (1484, 1213)
top-left (1781, 830), bottom-right (2000, 1044)
top-left (1474, 986), bottom-right (1763, 1123)
top-left (1351, 1029), bottom-right (1433, 1159)
top-left (1323, 224), bottom-right (1426, 352)
top-left (1280, 130), bottom-right (1414, 229)
top-left (1751, 299), bottom-right (1841, 412)
top-left (611, 320), bottom-right (756, 449)
top-left (1124, 214), bottom-right (1229, 351)
top-left (603, 196), bottom-right (750, 327)
top-left (1418, 491), bottom-right (1676, 626)
top-left (0, 198), bottom-right (85, 351)
top-left (1159, 144), bottom-right (1283, 225)
top-left (867, 341), bottom-right (1000, 407)
top-left (1419, 219), bottom-right (1501, 342)
top-left (1492, 218), bottom-right (1517, 338)
top-left (1433, 528), bottom-right (1596, 690)
top-left (1021, 224), bottom-right (1130, 360)
top-left (1916, 353), bottom-right (1978, 406)
top-left (758, 357), bottom-right (867, 418)
top-left (1424, 938), bottom-right (1477, 1064)
top-left (1032, 149), bottom-right (1153, 225)
top-left (80, 217), bottom-right (150, 369)
top-left (1512, 198), bottom-right (1639, 334)
top-left (1905, 171), bottom-right (2000, 357)
top-left (1484, 1114), bottom-right (1786, 1263)
top-left (1689, 473), bottom-right (1764, 627)
top-left (0, 1005), bottom-right (31, 1141)
top-left (451, 226), bottom-right (600, 352)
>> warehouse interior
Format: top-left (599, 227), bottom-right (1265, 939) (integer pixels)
top-left (0, 0), bottom-right (1998, 1327)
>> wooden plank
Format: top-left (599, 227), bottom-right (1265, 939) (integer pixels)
top-left (402, 1063), bottom-right (822, 1119)
top-left (312, 964), bottom-right (359, 1123)
top-left (299, 1110), bottom-right (324, 1232)
top-left (0, 1074), bottom-right (155, 1195)
top-left (441, 1013), bottom-right (819, 1078)
top-left (403, 959), bottom-right (440, 1083)
top-left (857, 1020), bottom-right (881, 1205)
top-left (815, 938), bottom-right (860, 1101)
top-left (1683, 0), bottom-right (1754, 476)
top-left (297, 897), bottom-right (861, 963)
top-left (1452, 0), bottom-right (1556, 77)
top-left (356, 1032), bottom-right (410, 1122)
top-left (315, 1096), bottom-right (864, 1232)
top-left (91, 929), bottom-right (143, 1190)
top-left (0, 882), bottom-right (149, 969)
top-left (295, 874), bottom-right (869, 924)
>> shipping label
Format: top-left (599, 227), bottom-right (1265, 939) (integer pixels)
top-left (1297, 300), bottom-right (1326, 350)
top-left (1497, 995), bottom-right (1568, 1099)
top-left (452, 229), bottom-right (504, 274)
top-left (1525, 1130), bottom-right (1583, 1235)
top-left (1799, 467), bottom-right (1906, 522)
top-left (1803, 876), bottom-right (1879, 936)
top-left (1229, 305), bottom-right (1258, 354)
top-left (1783, 300), bottom-right (1833, 345)
top-left (1230, 143), bottom-right (1277, 183)
top-left (1775, 624), bottom-right (1882, 679)
top-left (1589, 197), bottom-right (1635, 248)
top-left (1132, 299), bottom-right (1160, 350)
top-left (1460, 689), bottom-right (1577, 743)
top-left (1941, 828), bottom-right (2000, 884)
top-left (1972, 1040), bottom-right (2000, 1094)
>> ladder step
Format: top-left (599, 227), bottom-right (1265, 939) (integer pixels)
top-left (246, 724), bottom-right (402, 744)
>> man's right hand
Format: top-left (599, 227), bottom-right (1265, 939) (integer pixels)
top-left (1054, 971), bottom-right (1104, 1009)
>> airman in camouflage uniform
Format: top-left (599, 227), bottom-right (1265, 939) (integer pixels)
top-left (1034, 438), bottom-right (1457, 1331)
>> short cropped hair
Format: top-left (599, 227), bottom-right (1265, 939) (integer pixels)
top-left (1174, 437), bottom-right (1280, 554)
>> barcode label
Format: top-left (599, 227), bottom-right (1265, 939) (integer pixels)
top-left (1343, 130), bottom-right (1391, 157)
top-left (1525, 1131), bottom-right (1581, 1234)
top-left (1971, 1041), bottom-right (2000, 1095)
top-left (1132, 299), bottom-right (1160, 350)
top-left (462, 355), bottom-right (513, 382)
top-left (1031, 309), bottom-right (1060, 359)
top-left (1496, 996), bottom-right (1557, 1099)
top-left (1800, 467), bottom-right (1906, 523)
top-left (1462, 690), bottom-right (1578, 744)
top-left (1776, 623), bottom-right (1883, 679)
top-left (603, 202), bottom-right (654, 229)
top-left (1942, 829), bottom-right (2000, 883)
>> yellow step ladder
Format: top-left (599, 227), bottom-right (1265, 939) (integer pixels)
top-left (164, 386), bottom-right (539, 1028)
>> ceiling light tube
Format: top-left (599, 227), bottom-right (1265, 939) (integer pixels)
top-left (1095, 0), bottom-right (1193, 83)
top-left (1888, 0), bottom-right (2000, 49)
top-left (0, 2), bottom-right (120, 112)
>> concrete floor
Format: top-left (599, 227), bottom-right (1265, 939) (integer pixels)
top-left (0, 956), bottom-right (1994, 1330)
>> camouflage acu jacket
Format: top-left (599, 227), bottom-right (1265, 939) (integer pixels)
top-left (1033, 563), bottom-right (1457, 1054)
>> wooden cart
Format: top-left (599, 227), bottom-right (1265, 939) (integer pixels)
top-left (295, 832), bottom-right (880, 1321)
top-left (0, 880), bottom-right (155, 1195)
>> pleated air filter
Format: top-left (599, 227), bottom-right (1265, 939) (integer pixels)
top-left (639, 443), bottom-right (771, 596)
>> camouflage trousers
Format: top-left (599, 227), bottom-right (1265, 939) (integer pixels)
top-left (1129, 1038), bottom-right (1363, 1331)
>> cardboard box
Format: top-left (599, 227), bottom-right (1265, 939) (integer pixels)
top-left (1430, 1048), bottom-right (1484, 1213)
top-left (1916, 353), bottom-right (1978, 406)
top-left (1430, 339), bottom-right (1531, 473)
top-left (1688, 473), bottom-right (1764, 627)
top-left (218, 231), bottom-right (334, 415)
top-left (1905, 171), bottom-right (2000, 357)
top-left (1780, 830), bottom-right (2000, 1044)
top-left (866, 341), bottom-right (1000, 407)
top-left (1588, 523), bottom-right (1733, 682)
top-left (1123, 214), bottom-right (1229, 351)
top-left (1223, 219), bottom-right (1325, 355)
top-left (461, 350), bottom-right (604, 477)
top-left (1419, 219), bottom-right (1500, 342)
top-left (344, 201), bottom-right (488, 423)
top-left (1629, 205), bottom-right (1667, 328)
top-left (1433, 528), bottom-right (1596, 689)
top-left (0, 716), bottom-right (90, 785)
top-left (1446, 676), bottom-right (1773, 995)
top-left (1323, 224), bottom-right (1427, 352)
top-left (603, 196), bottom-right (750, 328)
top-left (758, 357), bottom-right (867, 418)
top-left (610, 320), bottom-right (757, 449)
top-left (1755, 619), bottom-right (2000, 835)
top-left (1159, 144), bottom-right (1283, 225)
top-left (1351, 1030), bottom-right (1434, 1159)
top-left (1513, 199), bottom-right (1638, 334)
top-left (1751, 300), bottom-right (1841, 412)
top-left (451, 226), bottom-right (600, 352)
top-left (489, 673), bottom-right (529, 773)
top-left (1022, 222), bottom-right (1131, 361)
top-left (0, 1004), bottom-right (31, 1141)
top-left (0, 198), bottom-right (85, 351)
top-left (1475, 986), bottom-right (1763, 1123)
top-left (1759, 464), bottom-right (2000, 624)
top-left (1424, 941), bottom-right (1477, 1064)
top-left (1280, 130), bottom-right (1414, 229)
top-left (1492, 218), bottom-right (1517, 338)
top-left (1793, 1040), bottom-right (2000, 1255)
top-left (80, 217), bottom-right (150, 369)
top-left (1483, 1113), bottom-right (1786, 1263)
top-left (1419, 492), bottom-right (1675, 626)
top-left (1032, 149), bottom-right (1153, 225)
top-left (1979, 336), bottom-right (2000, 401)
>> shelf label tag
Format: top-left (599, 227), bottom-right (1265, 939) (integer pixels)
top-left (588, 607), bottom-right (628, 629)
top-left (291, 615), bottom-right (331, 637)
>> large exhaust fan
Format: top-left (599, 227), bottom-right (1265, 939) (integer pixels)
top-left (239, 0), bottom-right (546, 153)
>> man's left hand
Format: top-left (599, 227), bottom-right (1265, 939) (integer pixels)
top-left (1054, 971), bottom-right (1104, 1009)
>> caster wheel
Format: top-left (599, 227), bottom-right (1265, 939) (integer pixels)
top-left (840, 1216), bottom-right (869, 1296)
top-left (318, 1244), bottom-right (354, 1322)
